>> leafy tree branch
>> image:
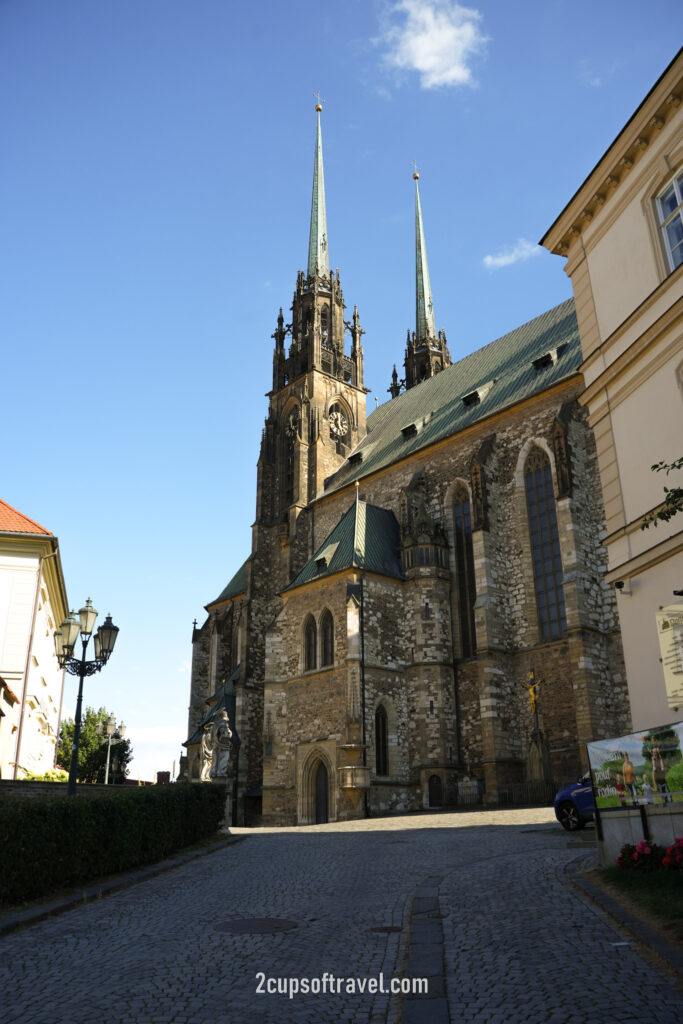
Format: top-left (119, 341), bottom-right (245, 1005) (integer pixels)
top-left (641, 457), bottom-right (683, 530)
top-left (57, 706), bottom-right (132, 783)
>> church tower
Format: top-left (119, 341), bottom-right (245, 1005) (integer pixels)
top-left (258, 104), bottom-right (367, 538)
top-left (402, 172), bottom-right (451, 390)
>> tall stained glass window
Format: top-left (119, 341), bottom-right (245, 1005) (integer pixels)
top-left (304, 616), bottom-right (317, 671)
top-left (525, 449), bottom-right (567, 640)
top-left (375, 704), bottom-right (388, 776)
top-left (321, 611), bottom-right (334, 666)
top-left (453, 487), bottom-right (477, 657)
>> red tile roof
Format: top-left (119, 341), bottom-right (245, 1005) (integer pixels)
top-left (0, 499), bottom-right (52, 536)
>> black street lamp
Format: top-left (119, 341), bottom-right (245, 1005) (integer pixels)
top-left (96, 714), bottom-right (126, 784)
top-left (54, 598), bottom-right (119, 796)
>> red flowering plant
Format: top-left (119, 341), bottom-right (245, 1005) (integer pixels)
top-left (616, 839), bottom-right (665, 871)
top-left (661, 836), bottom-right (683, 870)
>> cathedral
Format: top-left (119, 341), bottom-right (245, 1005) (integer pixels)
top-left (183, 107), bottom-right (631, 826)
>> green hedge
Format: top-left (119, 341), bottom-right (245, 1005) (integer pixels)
top-left (0, 783), bottom-right (227, 905)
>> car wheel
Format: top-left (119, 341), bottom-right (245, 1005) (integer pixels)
top-left (557, 801), bottom-right (584, 831)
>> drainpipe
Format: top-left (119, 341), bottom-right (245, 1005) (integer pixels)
top-left (14, 547), bottom-right (60, 779)
top-left (360, 571), bottom-right (368, 818)
top-left (354, 484), bottom-right (368, 818)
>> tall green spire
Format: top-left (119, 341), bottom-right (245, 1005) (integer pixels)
top-left (307, 106), bottom-right (329, 278)
top-left (414, 175), bottom-right (436, 340)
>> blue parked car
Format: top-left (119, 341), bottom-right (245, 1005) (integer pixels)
top-left (554, 771), bottom-right (594, 830)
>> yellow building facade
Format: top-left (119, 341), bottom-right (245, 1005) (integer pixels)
top-left (542, 49), bottom-right (683, 729)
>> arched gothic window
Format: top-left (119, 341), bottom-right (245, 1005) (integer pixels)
top-left (304, 615), bottom-right (317, 671)
top-left (524, 448), bottom-right (567, 640)
top-left (375, 704), bottom-right (388, 776)
top-left (321, 610), bottom-right (334, 667)
top-left (453, 486), bottom-right (477, 657)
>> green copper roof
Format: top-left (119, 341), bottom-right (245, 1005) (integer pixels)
top-left (209, 557), bottom-right (249, 607)
top-left (324, 297), bottom-right (581, 495)
top-left (285, 499), bottom-right (403, 591)
top-left (415, 180), bottom-right (436, 340)
top-left (307, 110), bottom-right (329, 278)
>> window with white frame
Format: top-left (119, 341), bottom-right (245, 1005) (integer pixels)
top-left (657, 170), bottom-right (683, 272)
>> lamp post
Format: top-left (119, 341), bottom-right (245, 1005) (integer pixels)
top-left (96, 714), bottom-right (126, 784)
top-left (54, 598), bottom-right (119, 796)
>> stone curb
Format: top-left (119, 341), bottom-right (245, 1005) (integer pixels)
top-left (0, 833), bottom-right (247, 938)
top-left (567, 860), bottom-right (683, 981)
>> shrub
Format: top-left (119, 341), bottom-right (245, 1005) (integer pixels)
top-left (21, 768), bottom-right (69, 782)
top-left (0, 783), bottom-right (226, 905)
top-left (616, 839), bottom-right (665, 871)
top-left (662, 836), bottom-right (683, 870)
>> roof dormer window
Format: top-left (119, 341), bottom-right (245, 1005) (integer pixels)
top-left (462, 380), bottom-right (494, 408)
top-left (532, 345), bottom-right (567, 371)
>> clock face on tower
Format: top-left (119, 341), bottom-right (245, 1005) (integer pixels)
top-left (329, 408), bottom-right (348, 439)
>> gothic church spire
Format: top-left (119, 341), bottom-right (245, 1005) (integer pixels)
top-left (307, 103), bottom-right (329, 278)
top-left (415, 175), bottom-right (436, 341)
top-left (401, 170), bottom-right (451, 391)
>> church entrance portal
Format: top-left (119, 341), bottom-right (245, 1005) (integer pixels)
top-left (315, 761), bottom-right (329, 824)
top-left (428, 774), bottom-right (443, 808)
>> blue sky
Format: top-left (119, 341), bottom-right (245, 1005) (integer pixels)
top-left (1, 1), bottom-right (678, 780)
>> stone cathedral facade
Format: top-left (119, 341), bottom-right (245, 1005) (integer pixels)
top-left (183, 109), bottom-right (631, 826)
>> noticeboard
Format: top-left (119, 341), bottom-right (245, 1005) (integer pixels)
top-left (656, 603), bottom-right (683, 709)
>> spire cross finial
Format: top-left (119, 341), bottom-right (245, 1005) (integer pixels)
top-left (411, 159), bottom-right (421, 180)
top-left (313, 90), bottom-right (325, 111)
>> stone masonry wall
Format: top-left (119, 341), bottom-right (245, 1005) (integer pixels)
top-left (205, 369), bottom-right (629, 822)
top-left (298, 377), bottom-right (627, 796)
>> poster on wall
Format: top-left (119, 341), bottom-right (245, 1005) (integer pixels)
top-left (656, 604), bottom-right (683, 709)
top-left (586, 720), bottom-right (683, 810)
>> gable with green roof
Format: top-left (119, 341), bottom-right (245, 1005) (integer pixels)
top-left (286, 500), bottom-right (403, 592)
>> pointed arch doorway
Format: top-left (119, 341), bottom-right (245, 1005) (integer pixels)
top-left (315, 761), bottom-right (329, 824)
top-left (428, 774), bottom-right (443, 808)
top-left (297, 743), bottom-right (336, 825)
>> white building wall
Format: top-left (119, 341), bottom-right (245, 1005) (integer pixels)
top-left (542, 54), bottom-right (683, 738)
top-left (0, 550), bottom-right (65, 778)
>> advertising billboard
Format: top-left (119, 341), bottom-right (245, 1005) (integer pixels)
top-left (586, 721), bottom-right (683, 810)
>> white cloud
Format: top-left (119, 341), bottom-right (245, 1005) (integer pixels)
top-left (579, 60), bottom-right (602, 88)
top-left (380, 0), bottom-right (487, 89)
top-left (578, 59), bottom-right (620, 89)
top-left (483, 238), bottom-right (540, 270)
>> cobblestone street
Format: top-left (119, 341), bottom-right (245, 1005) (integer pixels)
top-left (2, 808), bottom-right (682, 1023)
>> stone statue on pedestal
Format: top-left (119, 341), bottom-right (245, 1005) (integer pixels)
top-left (200, 723), bottom-right (213, 782)
top-left (211, 710), bottom-right (233, 778)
